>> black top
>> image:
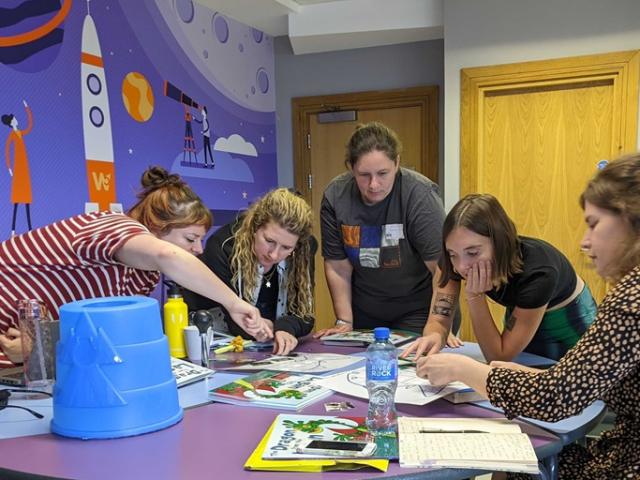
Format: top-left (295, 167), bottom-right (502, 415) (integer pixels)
top-left (486, 236), bottom-right (577, 309)
top-left (182, 217), bottom-right (316, 339)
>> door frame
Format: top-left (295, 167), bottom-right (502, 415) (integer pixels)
top-left (292, 86), bottom-right (439, 202)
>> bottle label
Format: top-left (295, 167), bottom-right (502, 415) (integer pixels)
top-left (367, 361), bottom-right (397, 381)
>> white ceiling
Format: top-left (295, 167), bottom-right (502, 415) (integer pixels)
top-left (196, 0), bottom-right (444, 54)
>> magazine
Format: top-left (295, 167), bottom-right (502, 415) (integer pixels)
top-left (209, 370), bottom-right (332, 410)
top-left (320, 329), bottom-right (417, 347)
top-left (262, 414), bottom-right (397, 460)
top-left (244, 417), bottom-right (389, 473)
top-left (223, 352), bottom-right (362, 374)
top-left (170, 357), bottom-right (215, 387)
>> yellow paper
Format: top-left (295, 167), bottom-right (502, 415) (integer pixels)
top-left (244, 418), bottom-right (389, 472)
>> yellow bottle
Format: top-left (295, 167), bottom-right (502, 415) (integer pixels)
top-left (163, 282), bottom-right (188, 358)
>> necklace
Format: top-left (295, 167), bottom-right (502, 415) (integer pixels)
top-left (263, 266), bottom-right (277, 288)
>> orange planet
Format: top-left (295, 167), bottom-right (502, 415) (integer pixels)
top-left (122, 71), bottom-right (154, 122)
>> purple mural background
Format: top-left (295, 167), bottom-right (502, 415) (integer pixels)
top-left (0, 0), bottom-right (277, 239)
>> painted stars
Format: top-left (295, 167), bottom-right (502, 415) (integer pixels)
top-left (242, 192), bottom-right (248, 199)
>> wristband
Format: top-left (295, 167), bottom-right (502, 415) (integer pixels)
top-left (334, 319), bottom-right (352, 327)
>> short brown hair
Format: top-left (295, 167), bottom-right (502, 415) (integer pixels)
top-left (580, 153), bottom-right (640, 281)
top-left (127, 166), bottom-right (212, 235)
top-left (345, 121), bottom-right (402, 168)
top-left (439, 193), bottom-right (522, 288)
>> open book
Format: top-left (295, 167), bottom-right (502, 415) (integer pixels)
top-left (398, 417), bottom-right (539, 474)
top-left (320, 329), bottom-right (417, 347)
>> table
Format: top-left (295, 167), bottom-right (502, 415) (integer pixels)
top-left (442, 343), bottom-right (607, 447)
top-left (0, 340), bottom-right (567, 480)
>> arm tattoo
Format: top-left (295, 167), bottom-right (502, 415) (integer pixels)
top-left (505, 314), bottom-right (517, 331)
top-left (431, 293), bottom-right (456, 317)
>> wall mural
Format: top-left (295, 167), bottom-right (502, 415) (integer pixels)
top-left (0, 0), bottom-right (277, 239)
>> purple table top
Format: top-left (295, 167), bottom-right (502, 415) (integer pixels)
top-left (0, 339), bottom-right (561, 480)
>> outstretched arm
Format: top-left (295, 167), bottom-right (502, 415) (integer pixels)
top-left (23, 101), bottom-right (33, 135)
top-left (115, 234), bottom-right (271, 339)
top-left (313, 258), bottom-right (354, 338)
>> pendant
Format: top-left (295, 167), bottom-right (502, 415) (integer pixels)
top-left (265, 281), bottom-right (271, 288)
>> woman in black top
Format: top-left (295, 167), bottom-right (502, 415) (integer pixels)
top-left (407, 193), bottom-right (596, 362)
top-left (184, 188), bottom-right (315, 355)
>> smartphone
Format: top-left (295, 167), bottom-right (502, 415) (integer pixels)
top-left (297, 440), bottom-right (377, 457)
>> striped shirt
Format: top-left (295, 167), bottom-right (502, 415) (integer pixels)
top-left (0, 212), bottom-right (160, 366)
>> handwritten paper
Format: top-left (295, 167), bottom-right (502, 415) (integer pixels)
top-left (398, 417), bottom-right (539, 474)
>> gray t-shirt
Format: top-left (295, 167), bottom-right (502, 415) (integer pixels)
top-left (321, 168), bottom-right (445, 322)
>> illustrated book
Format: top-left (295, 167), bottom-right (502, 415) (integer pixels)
top-left (262, 413), bottom-right (398, 460)
top-left (244, 415), bottom-right (389, 472)
top-left (209, 370), bottom-right (332, 410)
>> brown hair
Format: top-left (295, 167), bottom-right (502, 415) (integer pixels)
top-left (127, 166), bottom-right (212, 235)
top-left (580, 153), bottom-right (640, 281)
top-left (345, 121), bottom-right (402, 168)
top-left (439, 193), bottom-right (522, 288)
top-left (230, 188), bottom-right (314, 317)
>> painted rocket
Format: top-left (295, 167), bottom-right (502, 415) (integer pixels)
top-left (80, 9), bottom-right (122, 213)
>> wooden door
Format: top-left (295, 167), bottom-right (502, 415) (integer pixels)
top-left (293, 87), bottom-right (439, 331)
top-left (459, 50), bottom-right (639, 341)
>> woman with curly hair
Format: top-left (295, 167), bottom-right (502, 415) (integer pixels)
top-left (0, 166), bottom-right (261, 367)
top-left (184, 188), bottom-right (316, 355)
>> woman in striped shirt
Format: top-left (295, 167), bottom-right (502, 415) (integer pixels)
top-left (0, 166), bottom-right (266, 367)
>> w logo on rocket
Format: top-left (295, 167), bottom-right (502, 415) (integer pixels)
top-left (92, 172), bottom-right (111, 191)
top-left (86, 160), bottom-right (116, 212)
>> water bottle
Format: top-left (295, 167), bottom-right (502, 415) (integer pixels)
top-left (365, 327), bottom-right (398, 435)
top-left (163, 281), bottom-right (188, 358)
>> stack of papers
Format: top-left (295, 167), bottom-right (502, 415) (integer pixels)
top-left (398, 417), bottom-right (539, 474)
top-left (170, 357), bottom-right (214, 387)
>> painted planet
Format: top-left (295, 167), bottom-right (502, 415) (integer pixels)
top-left (121, 71), bottom-right (154, 122)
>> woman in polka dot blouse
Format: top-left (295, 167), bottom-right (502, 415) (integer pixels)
top-left (418, 153), bottom-right (640, 478)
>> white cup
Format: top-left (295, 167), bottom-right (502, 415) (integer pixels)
top-left (183, 326), bottom-right (202, 364)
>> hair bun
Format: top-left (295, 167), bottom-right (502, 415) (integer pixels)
top-left (140, 166), bottom-right (184, 194)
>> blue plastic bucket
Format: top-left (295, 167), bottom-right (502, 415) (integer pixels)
top-left (51, 296), bottom-right (183, 439)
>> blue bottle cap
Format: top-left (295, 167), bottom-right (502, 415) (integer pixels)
top-left (373, 327), bottom-right (390, 341)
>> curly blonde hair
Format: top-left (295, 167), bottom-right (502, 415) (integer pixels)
top-left (230, 188), bottom-right (314, 317)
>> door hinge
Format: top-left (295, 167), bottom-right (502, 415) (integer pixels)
top-left (307, 174), bottom-right (313, 190)
top-left (306, 133), bottom-right (311, 149)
